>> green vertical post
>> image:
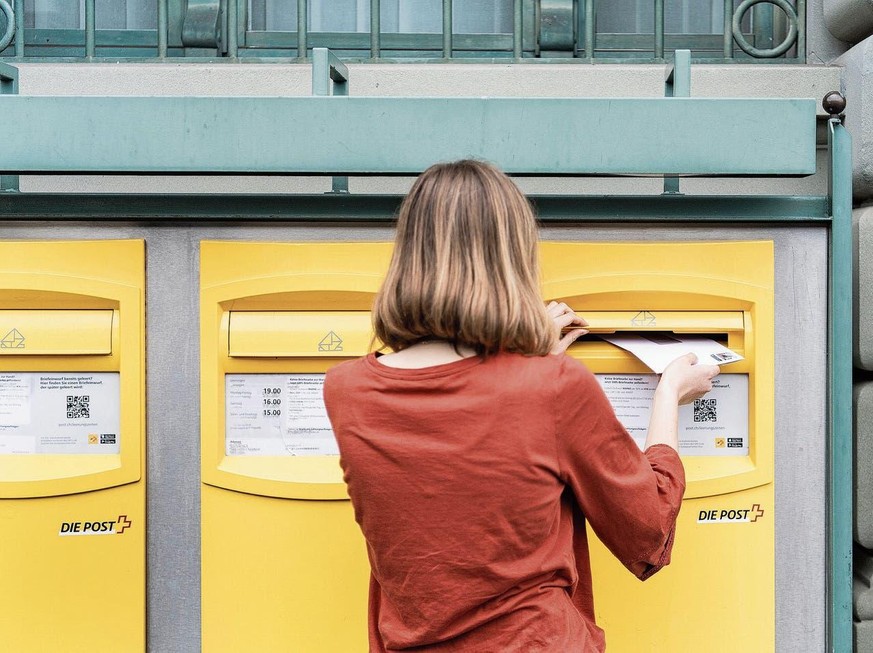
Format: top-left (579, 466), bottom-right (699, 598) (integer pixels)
top-left (796, 0), bottom-right (807, 61)
top-left (723, 0), bottom-right (732, 58)
top-left (297, 0), bottom-right (307, 58)
top-left (158, 0), bottom-right (168, 58)
top-left (85, 0), bottom-right (96, 58)
top-left (654, 0), bottom-right (664, 60)
top-left (13, 0), bottom-right (22, 57)
top-left (370, 0), bottom-right (380, 58)
top-left (0, 62), bottom-right (18, 192)
top-left (584, 0), bottom-right (595, 61)
top-left (513, 0), bottom-right (522, 58)
top-left (227, 0), bottom-right (238, 58)
top-left (828, 117), bottom-right (853, 653)
top-left (442, 0), bottom-right (452, 58)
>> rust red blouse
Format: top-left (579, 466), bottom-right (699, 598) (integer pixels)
top-left (323, 351), bottom-right (685, 652)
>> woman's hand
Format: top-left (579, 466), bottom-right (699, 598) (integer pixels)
top-left (645, 353), bottom-right (720, 451)
top-left (657, 353), bottom-right (720, 405)
top-left (547, 301), bottom-right (589, 355)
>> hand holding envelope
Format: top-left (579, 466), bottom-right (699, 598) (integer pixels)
top-left (598, 333), bottom-right (743, 374)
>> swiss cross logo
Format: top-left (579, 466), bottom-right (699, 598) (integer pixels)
top-left (750, 504), bottom-right (765, 523)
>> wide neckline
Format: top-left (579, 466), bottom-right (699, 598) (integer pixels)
top-left (364, 351), bottom-right (484, 379)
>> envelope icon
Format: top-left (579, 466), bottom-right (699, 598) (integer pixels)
top-left (0, 329), bottom-right (25, 349)
top-left (318, 331), bottom-right (343, 352)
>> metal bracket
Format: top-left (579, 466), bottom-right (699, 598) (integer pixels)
top-left (182, 0), bottom-right (223, 50)
top-left (0, 61), bottom-right (18, 192)
top-left (537, 0), bottom-right (575, 57)
top-left (663, 49), bottom-right (691, 195)
top-left (312, 48), bottom-right (350, 194)
top-left (312, 48), bottom-right (349, 98)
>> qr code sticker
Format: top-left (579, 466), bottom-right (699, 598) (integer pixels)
top-left (693, 398), bottom-right (717, 423)
top-left (67, 395), bottom-right (90, 419)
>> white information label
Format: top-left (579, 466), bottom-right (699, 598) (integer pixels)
top-left (595, 373), bottom-right (749, 456)
top-left (0, 372), bottom-right (121, 454)
top-left (225, 374), bottom-right (337, 456)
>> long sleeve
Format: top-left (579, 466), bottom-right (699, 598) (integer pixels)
top-left (554, 356), bottom-right (685, 581)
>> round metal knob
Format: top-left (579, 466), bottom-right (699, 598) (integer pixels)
top-left (822, 91), bottom-right (847, 116)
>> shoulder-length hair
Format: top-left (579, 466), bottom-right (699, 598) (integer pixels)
top-left (373, 159), bottom-right (555, 356)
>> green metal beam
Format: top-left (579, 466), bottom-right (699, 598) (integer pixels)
top-left (0, 96), bottom-right (816, 176)
top-left (0, 193), bottom-right (830, 222)
top-left (827, 119), bottom-right (853, 653)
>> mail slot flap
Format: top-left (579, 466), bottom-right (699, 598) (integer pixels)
top-left (580, 311), bottom-right (744, 334)
top-left (229, 311), bottom-right (373, 357)
top-left (0, 310), bottom-right (113, 355)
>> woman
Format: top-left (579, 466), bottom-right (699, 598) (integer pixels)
top-left (323, 160), bottom-right (718, 652)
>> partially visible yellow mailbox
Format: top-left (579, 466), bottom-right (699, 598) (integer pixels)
top-left (0, 240), bottom-right (145, 652)
top-left (541, 241), bottom-right (774, 653)
top-left (200, 241), bottom-right (391, 652)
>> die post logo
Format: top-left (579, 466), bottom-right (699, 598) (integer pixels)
top-left (59, 515), bottom-right (133, 536)
top-left (696, 504), bottom-right (765, 524)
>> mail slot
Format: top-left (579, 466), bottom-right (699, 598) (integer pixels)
top-left (0, 310), bottom-right (113, 355)
top-left (200, 241), bottom-right (389, 653)
top-left (228, 311), bottom-right (372, 358)
top-left (0, 241), bottom-right (145, 653)
top-left (541, 241), bottom-right (774, 653)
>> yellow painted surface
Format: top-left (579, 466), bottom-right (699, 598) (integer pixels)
top-left (542, 241), bottom-right (775, 652)
top-left (201, 242), bottom-right (391, 652)
top-left (0, 240), bottom-right (145, 652)
top-left (0, 309), bottom-right (113, 355)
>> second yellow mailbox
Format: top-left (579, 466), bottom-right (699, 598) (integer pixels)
top-left (200, 241), bottom-right (391, 652)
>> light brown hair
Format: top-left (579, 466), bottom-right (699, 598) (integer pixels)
top-left (373, 159), bottom-right (555, 356)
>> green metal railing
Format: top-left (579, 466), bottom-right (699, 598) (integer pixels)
top-left (0, 0), bottom-right (805, 62)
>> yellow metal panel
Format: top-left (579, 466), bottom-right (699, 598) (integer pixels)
top-left (589, 485), bottom-right (774, 652)
top-left (201, 484), bottom-right (370, 652)
top-left (541, 240), bottom-right (774, 652)
top-left (229, 311), bottom-right (372, 358)
top-left (0, 240), bottom-right (146, 652)
top-left (201, 242), bottom-right (388, 652)
top-left (0, 309), bottom-right (113, 355)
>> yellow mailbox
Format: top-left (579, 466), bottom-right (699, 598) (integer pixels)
top-left (541, 240), bottom-right (774, 652)
top-left (0, 240), bottom-right (145, 652)
top-left (200, 241), bottom-right (391, 652)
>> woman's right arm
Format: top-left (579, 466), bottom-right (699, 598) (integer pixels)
top-left (554, 355), bottom-right (714, 581)
top-left (644, 353), bottom-right (720, 451)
